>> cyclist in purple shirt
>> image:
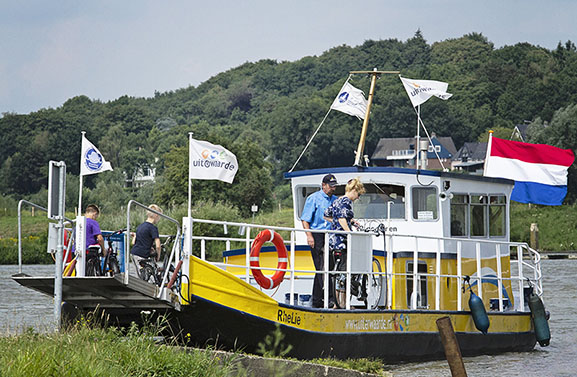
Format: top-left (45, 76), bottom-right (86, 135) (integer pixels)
top-left (85, 204), bottom-right (105, 256)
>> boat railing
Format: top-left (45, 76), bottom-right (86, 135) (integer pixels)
top-left (188, 217), bottom-right (541, 312)
top-left (17, 199), bottom-right (76, 274)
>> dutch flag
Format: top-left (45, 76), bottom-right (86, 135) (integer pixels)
top-left (484, 134), bottom-right (575, 205)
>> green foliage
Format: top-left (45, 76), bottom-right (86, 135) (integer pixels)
top-left (2, 32), bottom-right (577, 207)
top-left (510, 202), bottom-right (577, 251)
top-left (0, 316), bottom-right (239, 377)
top-left (309, 357), bottom-right (389, 375)
top-left (256, 324), bottom-right (293, 358)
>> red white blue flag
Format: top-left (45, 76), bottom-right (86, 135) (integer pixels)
top-left (484, 135), bottom-right (574, 205)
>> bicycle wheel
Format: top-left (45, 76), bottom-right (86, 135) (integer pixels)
top-left (332, 256), bottom-right (348, 309)
top-left (140, 265), bottom-right (156, 284)
top-left (108, 256), bottom-right (120, 276)
top-left (363, 257), bottom-right (384, 309)
top-left (86, 257), bottom-right (101, 276)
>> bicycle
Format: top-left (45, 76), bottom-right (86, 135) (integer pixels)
top-left (137, 235), bottom-right (175, 286)
top-left (331, 223), bottom-right (385, 309)
top-left (102, 229), bottom-right (124, 277)
top-left (86, 244), bottom-right (103, 276)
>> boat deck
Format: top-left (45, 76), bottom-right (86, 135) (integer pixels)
top-left (12, 273), bottom-right (177, 310)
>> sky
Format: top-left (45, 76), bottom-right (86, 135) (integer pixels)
top-left (1, 0), bottom-right (575, 115)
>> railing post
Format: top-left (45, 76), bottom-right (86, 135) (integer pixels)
top-left (457, 241), bottom-right (462, 311)
top-left (517, 245), bottom-right (525, 311)
top-left (201, 239), bottom-right (206, 260)
top-left (496, 243), bottom-right (503, 311)
top-left (436, 238), bottom-right (441, 311)
top-left (475, 242), bottom-right (483, 301)
top-left (387, 233), bottom-right (393, 309)
top-left (323, 231), bottom-right (330, 309)
top-left (290, 231), bottom-right (296, 306)
top-left (412, 237), bottom-right (419, 309)
top-left (245, 227), bottom-right (251, 283)
top-left (346, 233), bottom-right (352, 310)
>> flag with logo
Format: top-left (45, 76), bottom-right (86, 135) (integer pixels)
top-left (400, 76), bottom-right (453, 107)
top-left (80, 135), bottom-right (113, 176)
top-left (330, 82), bottom-right (368, 119)
top-left (484, 135), bottom-right (575, 205)
top-left (189, 138), bottom-right (238, 183)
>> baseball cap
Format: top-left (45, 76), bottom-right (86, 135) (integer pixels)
top-left (322, 174), bottom-right (338, 187)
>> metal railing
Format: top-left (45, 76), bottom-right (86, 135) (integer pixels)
top-left (187, 217), bottom-right (542, 313)
top-left (17, 200), bottom-right (75, 274)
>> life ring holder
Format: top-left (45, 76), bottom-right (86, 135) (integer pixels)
top-left (250, 229), bottom-right (288, 289)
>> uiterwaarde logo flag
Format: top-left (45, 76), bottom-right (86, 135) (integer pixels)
top-left (399, 76), bottom-right (453, 107)
top-left (80, 134), bottom-right (113, 176)
top-left (484, 135), bottom-right (575, 205)
top-left (189, 138), bottom-right (238, 184)
top-left (330, 82), bottom-right (368, 119)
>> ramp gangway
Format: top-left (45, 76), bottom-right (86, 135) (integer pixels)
top-left (12, 273), bottom-right (179, 310)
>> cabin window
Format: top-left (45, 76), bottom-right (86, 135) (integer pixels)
top-left (489, 195), bottom-right (506, 237)
top-left (450, 194), bottom-right (507, 238)
top-left (351, 183), bottom-right (406, 219)
top-left (406, 261), bottom-right (428, 309)
top-left (296, 186), bottom-right (321, 218)
top-left (470, 195), bottom-right (488, 237)
top-left (450, 195), bottom-right (468, 236)
top-left (412, 187), bottom-right (438, 221)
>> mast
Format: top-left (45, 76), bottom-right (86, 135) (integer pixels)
top-left (352, 69), bottom-right (400, 167)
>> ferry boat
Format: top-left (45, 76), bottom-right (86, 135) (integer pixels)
top-left (13, 71), bottom-right (550, 362)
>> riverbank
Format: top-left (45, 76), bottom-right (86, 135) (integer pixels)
top-left (0, 320), bottom-right (389, 377)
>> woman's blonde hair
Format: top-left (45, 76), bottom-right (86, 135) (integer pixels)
top-left (345, 177), bottom-right (365, 195)
top-left (147, 204), bottom-right (163, 219)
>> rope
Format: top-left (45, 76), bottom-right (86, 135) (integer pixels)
top-left (288, 75), bottom-right (353, 172)
top-left (412, 106), bottom-right (448, 172)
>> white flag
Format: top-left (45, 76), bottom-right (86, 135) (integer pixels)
top-left (330, 82), bottom-right (368, 119)
top-left (400, 76), bottom-right (453, 107)
top-left (189, 138), bottom-right (238, 184)
top-left (80, 135), bottom-right (113, 176)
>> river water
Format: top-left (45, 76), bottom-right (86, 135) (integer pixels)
top-left (1, 261), bottom-right (576, 376)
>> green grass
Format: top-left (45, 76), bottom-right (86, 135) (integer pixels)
top-left (0, 318), bottom-right (240, 377)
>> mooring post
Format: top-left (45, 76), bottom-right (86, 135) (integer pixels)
top-left (436, 316), bottom-right (467, 377)
top-left (530, 223), bottom-right (539, 250)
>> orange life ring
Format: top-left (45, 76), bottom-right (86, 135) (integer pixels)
top-left (250, 229), bottom-right (288, 289)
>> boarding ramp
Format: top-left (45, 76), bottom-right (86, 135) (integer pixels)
top-left (13, 200), bottom-right (183, 312)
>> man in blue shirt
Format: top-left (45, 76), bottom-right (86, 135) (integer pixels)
top-left (301, 174), bottom-right (338, 308)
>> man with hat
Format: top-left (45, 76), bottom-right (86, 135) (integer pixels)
top-left (301, 173), bottom-right (338, 308)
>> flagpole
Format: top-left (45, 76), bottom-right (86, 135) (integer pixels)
top-left (352, 69), bottom-right (400, 167)
top-left (188, 132), bottom-right (193, 218)
top-left (416, 105), bottom-right (420, 170)
top-left (483, 130), bottom-right (494, 174)
top-left (78, 131), bottom-right (86, 213)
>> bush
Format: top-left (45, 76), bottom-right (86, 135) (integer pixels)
top-left (0, 316), bottom-right (240, 377)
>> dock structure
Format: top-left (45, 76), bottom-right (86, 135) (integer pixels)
top-left (12, 273), bottom-right (178, 310)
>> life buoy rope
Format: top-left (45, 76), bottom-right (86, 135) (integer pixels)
top-left (250, 229), bottom-right (288, 289)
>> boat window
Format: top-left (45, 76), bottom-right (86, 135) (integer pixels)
top-left (450, 194), bottom-right (507, 238)
top-left (412, 187), bottom-right (438, 221)
top-left (489, 195), bottom-right (506, 237)
top-left (295, 185), bottom-right (321, 218)
top-left (450, 195), bottom-right (468, 237)
top-left (406, 261), bottom-right (428, 309)
top-left (352, 183), bottom-right (405, 219)
top-left (470, 195), bottom-right (488, 237)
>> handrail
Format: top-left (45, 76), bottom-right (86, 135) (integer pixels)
top-left (17, 200), bottom-right (75, 274)
top-left (190, 217), bottom-right (542, 313)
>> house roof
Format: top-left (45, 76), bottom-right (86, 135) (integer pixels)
top-left (371, 135), bottom-right (457, 160)
top-left (454, 142), bottom-right (487, 161)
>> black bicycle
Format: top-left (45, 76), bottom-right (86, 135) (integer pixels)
top-left (331, 223), bottom-right (385, 309)
top-left (102, 229), bottom-right (123, 277)
top-left (86, 244), bottom-right (103, 276)
top-left (138, 236), bottom-right (175, 286)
